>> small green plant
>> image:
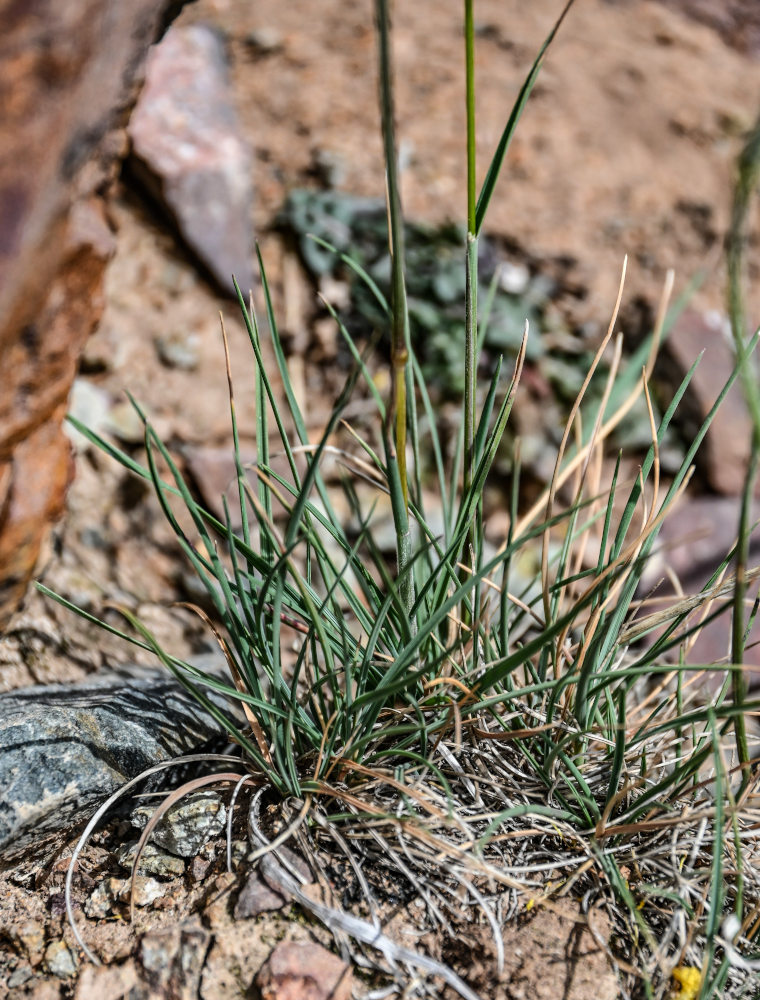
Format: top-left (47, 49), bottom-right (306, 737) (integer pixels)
top-left (43, 2), bottom-right (760, 996)
top-left (279, 189), bottom-right (542, 397)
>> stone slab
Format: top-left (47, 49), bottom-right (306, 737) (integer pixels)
top-left (0, 664), bottom-right (241, 865)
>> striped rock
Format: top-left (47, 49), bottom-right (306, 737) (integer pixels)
top-left (0, 664), bottom-right (240, 865)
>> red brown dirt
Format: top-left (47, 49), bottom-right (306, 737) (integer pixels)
top-left (2, 1), bottom-right (760, 998)
top-left (7, 0), bottom-right (760, 689)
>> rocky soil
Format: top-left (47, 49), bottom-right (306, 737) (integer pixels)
top-left (3, 0), bottom-right (760, 997)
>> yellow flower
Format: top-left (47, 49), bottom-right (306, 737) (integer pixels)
top-left (670, 966), bottom-right (701, 1000)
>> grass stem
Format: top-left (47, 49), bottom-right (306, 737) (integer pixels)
top-left (727, 111), bottom-right (760, 789)
top-left (463, 4), bottom-right (480, 631)
top-left (375, 0), bottom-right (416, 630)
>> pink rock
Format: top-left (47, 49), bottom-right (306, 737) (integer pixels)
top-left (639, 494), bottom-right (760, 686)
top-left (256, 941), bottom-right (352, 1000)
top-left (234, 869), bottom-right (289, 919)
top-left (660, 309), bottom-right (754, 496)
top-left (184, 445), bottom-right (256, 529)
top-left (128, 25), bottom-right (255, 294)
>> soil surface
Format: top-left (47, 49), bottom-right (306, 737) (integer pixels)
top-left (5, 0), bottom-right (760, 691)
top-left (3, 1), bottom-right (760, 997)
top-left (0, 807), bottom-right (617, 1000)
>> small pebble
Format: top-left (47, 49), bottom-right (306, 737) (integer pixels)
top-left (234, 869), bottom-right (288, 919)
top-left (131, 791), bottom-right (226, 857)
top-left (498, 261), bottom-right (530, 296)
top-left (118, 875), bottom-right (167, 908)
top-left (231, 839), bottom-right (248, 866)
top-left (245, 27), bottom-right (283, 54)
top-left (85, 877), bottom-right (123, 919)
top-left (44, 940), bottom-right (78, 978)
top-left (7, 965), bottom-right (33, 988)
top-left (526, 271), bottom-right (557, 304)
top-left (190, 856), bottom-right (212, 882)
top-left (85, 875), bottom-right (167, 918)
top-left (159, 261), bottom-right (189, 294)
top-left (13, 919), bottom-right (44, 960)
top-left (312, 148), bottom-right (346, 188)
top-left (117, 841), bottom-right (186, 880)
top-left (105, 400), bottom-right (146, 444)
top-left (155, 331), bottom-right (200, 371)
top-left (65, 379), bottom-right (111, 451)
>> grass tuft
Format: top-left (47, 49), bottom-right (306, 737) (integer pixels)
top-left (42, 3), bottom-right (760, 996)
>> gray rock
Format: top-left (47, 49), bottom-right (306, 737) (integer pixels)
top-left (131, 790), bottom-right (226, 857)
top-left (116, 840), bottom-right (186, 879)
top-left (45, 939), bottom-right (78, 978)
top-left (7, 966), bottom-right (33, 989)
top-left (128, 25), bottom-right (255, 294)
top-left (155, 330), bottom-right (200, 370)
top-left (0, 665), bottom-right (240, 865)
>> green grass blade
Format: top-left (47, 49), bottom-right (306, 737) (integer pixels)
top-left (475, 0), bottom-right (574, 235)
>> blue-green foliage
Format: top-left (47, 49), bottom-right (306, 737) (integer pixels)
top-left (280, 189), bottom-right (543, 396)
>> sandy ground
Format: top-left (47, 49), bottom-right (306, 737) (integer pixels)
top-left (2, 1), bottom-right (760, 997)
top-left (4, 0), bottom-right (760, 690)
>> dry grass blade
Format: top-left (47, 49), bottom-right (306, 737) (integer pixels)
top-left (65, 753), bottom-right (243, 965)
top-left (618, 565), bottom-right (760, 646)
top-left (516, 267), bottom-right (673, 537)
top-left (226, 773), bottom-right (260, 872)
top-left (540, 256), bottom-right (628, 620)
top-left (128, 772), bottom-right (245, 920)
top-left (246, 791), bottom-right (313, 871)
top-left (248, 806), bottom-right (484, 1000)
top-left (173, 601), bottom-right (272, 763)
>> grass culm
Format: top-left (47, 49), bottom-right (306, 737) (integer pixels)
top-left (41, 2), bottom-right (760, 997)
